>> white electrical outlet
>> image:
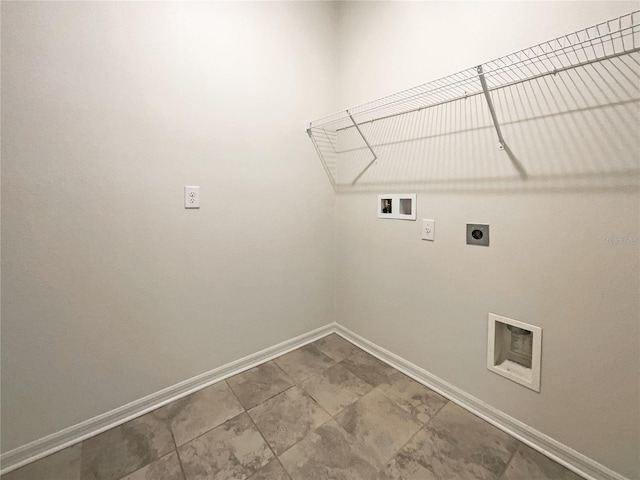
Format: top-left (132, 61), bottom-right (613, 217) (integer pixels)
top-left (184, 186), bottom-right (200, 209)
top-left (422, 219), bottom-right (435, 241)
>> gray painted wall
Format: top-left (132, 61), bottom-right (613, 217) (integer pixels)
top-left (2, 1), bottom-right (639, 478)
top-left (1, 1), bottom-right (336, 453)
top-left (334, 2), bottom-right (639, 478)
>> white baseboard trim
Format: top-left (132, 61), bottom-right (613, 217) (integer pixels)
top-left (2, 322), bottom-right (629, 480)
top-left (0, 322), bottom-right (338, 475)
top-left (334, 324), bottom-right (629, 480)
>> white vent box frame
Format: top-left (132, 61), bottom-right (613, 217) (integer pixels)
top-left (487, 313), bottom-right (542, 392)
top-left (377, 194), bottom-right (417, 220)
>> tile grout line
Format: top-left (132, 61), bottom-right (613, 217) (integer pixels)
top-left (225, 379), bottom-right (281, 476)
top-left (225, 380), bottom-right (265, 444)
top-left (175, 449), bottom-right (188, 480)
top-left (137, 415), bottom-right (182, 480)
top-left (371, 375), bottom-right (449, 424)
top-left (206, 336), bottom-right (488, 479)
top-left (8, 334), bottom-right (558, 480)
top-left (15, 333), bottom-right (544, 480)
top-left (274, 415), bottom-right (337, 468)
top-left (498, 442), bottom-right (522, 480)
top-left (275, 362), bottom-right (339, 390)
top-left (79, 440), bottom-right (85, 480)
top-left (291, 335), bottom-right (373, 416)
top-left (268, 339), bottom-right (377, 463)
top-left (243, 339), bottom-right (355, 462)
top-left (382, 423), bottom-right (430, 473)
top-left (121, 341), bottom-right (341, 480)
top-left (248, 382), bottom-right (335, 460)
top-left (225, 363), bottom-right (296, 411)
top-left (166, 418), bottom-right (188, 480)
top-left (4, 326), bottom-right (619, 480)
top-left (333, 328), bottom-right (612, 480)
top-left (304, 341), bottom-right (425, 474)
top-left (286, 364), bottom-right (338, 420)
top-left (273, 458), bottom-right (293, 480)
top-left (246, 384), bottom-right (298, 416)
top-left (271, 359), bottom-right (300, 389)
top-left (161, 378), bottom-right (290, 479)
top-left (335, 336), bottom-right (475, 476)
top-left (384, 387), bottom-right (521, 480)
top-left (294, 345), bottom-right (386, 422)
top-left (369, 383), bottom-right (448, 471)
top-left (2, 325), bottom-right (339, 477)
top-left (163, 400), bottom-right (249, 456)
top-left (319, 336), bottom-right (458, 475)
top-left (114, 451), bottom-right (183, 480)
top-left (424, 398), bottom-right (450, 425)
top-left (295, 381), bottom-right (333, 420)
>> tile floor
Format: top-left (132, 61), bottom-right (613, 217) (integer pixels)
top-left (2, 334), bottom-right (583, 480)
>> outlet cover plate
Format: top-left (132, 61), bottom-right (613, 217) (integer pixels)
top-left (185, 186), bottom-right (200, 209)
top-left (422, 219), bottom-right (435, 241)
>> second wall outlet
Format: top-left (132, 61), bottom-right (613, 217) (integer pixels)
top-left (422, 219), bottom-right (435, 241)
top-left (185, 186), bottom-right (200, 209)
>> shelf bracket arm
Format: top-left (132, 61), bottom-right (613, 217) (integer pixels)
top-left (348, 110), bottom-right (378, 185)
top-left (477, 65), bottom-right (528, 179)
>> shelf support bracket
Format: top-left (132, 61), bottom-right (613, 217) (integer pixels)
top-left (477, 65), bottom-right (528, 179)
top-left (348, 111), bottom-right (378, 185)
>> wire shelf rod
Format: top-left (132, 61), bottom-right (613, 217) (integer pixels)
top-left (305, 11), bottom-right (639, 189)
top-left (309, 12), bottom-right (639, 131)
top-left (331, 46), bottom-right (639, 132)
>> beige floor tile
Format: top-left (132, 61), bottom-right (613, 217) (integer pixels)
top-left (178, 413), bottom-right (273, 480)
top-left (81, 411), bottom-right (174, 480)
top-left (339, 350), bottom-right (397, 387)
top-left (157, 381), bottom-right (244, 446)
top-left (312, 334), bottom-right (362, 362)
top-left (119, 451), bottom-right (183, 480)
top-left (279, 419), bottom-right (384, 480)
top-left (386, 401), bottom-right (518, 479)
top-left (247, 458), bottom-right (291, 480)
top-left (334, 389), bottom-right (423, 466)
top-left (502, 443), bottom-right (584, 480)
top-left (248, 386), bottom-right (330, 455)
top-left (385, 425), bottom-right (499, 480)
top-left (274, 345), bottom-right (335, 383)
top-left (376, 371), bottom-right (448, 423)
top-left (4, 343), bottom-right (583, 480)
top-left (301, 363), bottom-right (372, 416)
top-left (227, 361), bottom-right (293, 409)
top-left (426, 402), bottom-right (517, 476)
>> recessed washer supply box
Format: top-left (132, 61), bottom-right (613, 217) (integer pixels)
top-left (487, 313), bottom-right (542, 392)
top-left (377, 194), bottom-right (416, 220)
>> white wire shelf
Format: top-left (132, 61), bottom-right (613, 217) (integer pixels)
top-left (307, 11), bottom-right (640, 188)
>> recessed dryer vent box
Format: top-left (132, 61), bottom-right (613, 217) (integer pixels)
top-left (487, 313), bottom-right (542, 392)
top-left (377, 194), bottom-right (416, 220)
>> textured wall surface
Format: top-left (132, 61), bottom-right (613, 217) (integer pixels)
top-left (334, 2), bottom-right (639, 478)
top-left (1, 1), bottom-right (336, 452)
top-left (2, 2), bottom-right (639, 478)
